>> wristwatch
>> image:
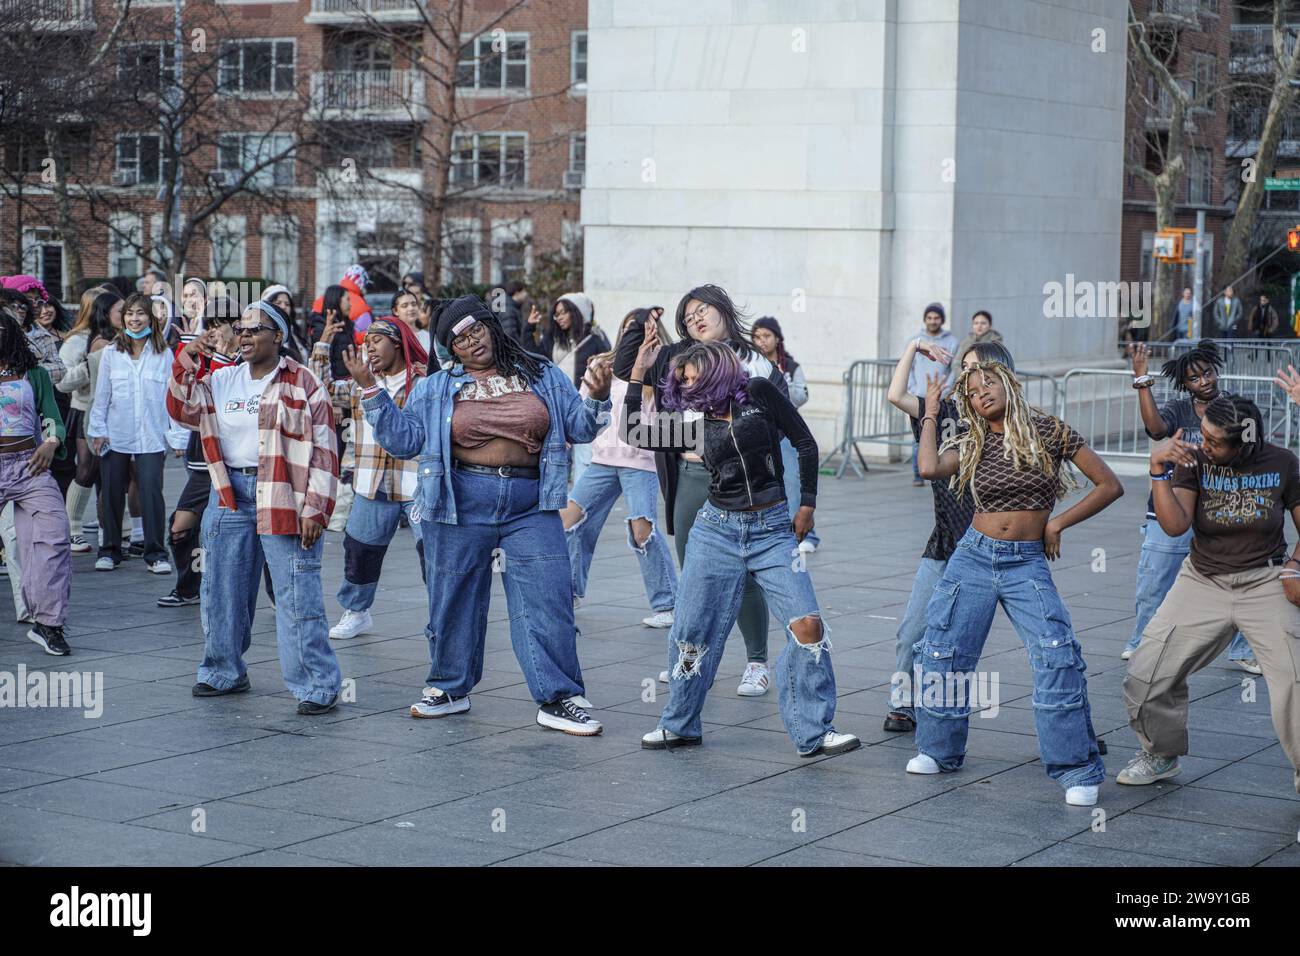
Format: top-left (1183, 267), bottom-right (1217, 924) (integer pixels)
top-left (1132, 374), bottom-right (1155, 389)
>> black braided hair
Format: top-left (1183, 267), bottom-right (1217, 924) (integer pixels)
top-left (483, 313), bottom-right (546, 383)
top-left (1203, 393), bottom-right (1263, 465)
top-left (0, 307), bottom-right (39, 375)
top-left (1160, 339), bottom-right (1224, 393)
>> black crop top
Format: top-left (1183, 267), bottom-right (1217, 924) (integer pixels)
top-left (621, 376), bottom-right (817, 512)
top-left (970, 415), bottom-right (1084, 513)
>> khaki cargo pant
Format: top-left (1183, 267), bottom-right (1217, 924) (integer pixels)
top-left (1123, 560), bottom-right (1300, 794)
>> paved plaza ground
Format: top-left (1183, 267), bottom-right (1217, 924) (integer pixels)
top-left (1, 457), bottom-right (1297, 867)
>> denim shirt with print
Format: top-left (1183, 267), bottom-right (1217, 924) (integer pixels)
top-left (361, 361), bottom-right (612, 524)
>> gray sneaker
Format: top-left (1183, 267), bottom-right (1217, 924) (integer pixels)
top-left (1116, 751), bottom-right (1182, 786)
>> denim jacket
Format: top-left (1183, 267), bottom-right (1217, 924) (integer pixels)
top-left (361, 361), bottom-right (612, 524)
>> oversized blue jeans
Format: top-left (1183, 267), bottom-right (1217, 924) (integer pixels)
top-left (566, 463), bottom-right (676, 611)
top-left (1128, 520), bottom-right (1254, 661)
top-left (421, 467), bottom-right (586, 704)
top-left (915, 528), bottom-right (1106, 790)
top-left (337, 490), bottom-right (421, 612)
top-left (659, 500), bottom-right (838, 753)
top-left (197, 471), bottom-right (342, 705)
top-left (780, 437), bottom-right (820, 548)
top-left (890, 557), bottom-right (948, 713)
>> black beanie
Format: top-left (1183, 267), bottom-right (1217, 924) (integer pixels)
top-left (435, 295), bottom-right (495, 350)
top-left (752, 316), bottom-right (784, 342)
top-left (924, 302), bottom-right (946, 323)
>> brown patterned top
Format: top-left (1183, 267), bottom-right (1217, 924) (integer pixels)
top-left (971, 415), bottom-right (1085, 513)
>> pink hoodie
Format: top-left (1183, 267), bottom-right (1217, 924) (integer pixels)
top-left (580, 375), bottom-right (656, 473)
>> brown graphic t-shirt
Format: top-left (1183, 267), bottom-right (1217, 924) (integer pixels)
top-left (1172, 443), bottom-right (1300, 576)
top-left (451, 367), bottom-right (551, 454)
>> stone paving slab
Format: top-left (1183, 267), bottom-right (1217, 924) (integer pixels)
top-left (1, 457), bottom-right (1297, 866)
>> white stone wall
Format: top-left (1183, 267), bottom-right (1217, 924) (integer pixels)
top-left (583, 0), bottom-right (1127, 451)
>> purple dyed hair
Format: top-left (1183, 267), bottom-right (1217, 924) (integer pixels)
top-left (660, 341), bottom-right (750, 415)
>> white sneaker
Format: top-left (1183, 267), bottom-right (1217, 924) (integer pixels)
top-left (1236, 659), bottom-right (1263, 675)
top-left (68, 535), bottom-right (92, 554)
top-left (94, 556), bottom-right (115, 571)
top-left (1116, 751), bottom-right (1181, 786)
top-left (658, 670), bottom-right (669, 683)
top-left (330, 609), bottom-right (373, 640)
top-left (800, 730), bottom-right (861, 758)
top-left (147, 560), bottom-right (172, 575)
top-left (410, 687), bottom-right (470, 719)
top-left (641, 726), bottom-right (702, 749)
top-left (1065, 785), bottom-right (1099, 807)
top-left (737, 662), bottom-right (769, 697)
top-left (798, 539), bottom-right (817, 554)
top-left (906, 753), bottom-right (941, 774)
top-left (1120, 647), bottom-right (1134, 660)
top-left (642, 610), bottom-right (674, 629)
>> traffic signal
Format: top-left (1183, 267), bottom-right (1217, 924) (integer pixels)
top-left (1289, 227), bottom-right (1300, 251)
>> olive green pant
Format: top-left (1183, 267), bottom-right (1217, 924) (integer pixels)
top-left (1123, 560), bottom-right (1300, 794)
top-left (673, 458), bottom-right (769, 663)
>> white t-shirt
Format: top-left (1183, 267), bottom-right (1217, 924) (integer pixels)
top-left (210, 364), bottom-right (272, 468)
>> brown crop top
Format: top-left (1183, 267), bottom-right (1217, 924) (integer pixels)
top-left (451, 367), bottom-right (551, 454)
top-left (970, 415), bottom-right (1085, 513)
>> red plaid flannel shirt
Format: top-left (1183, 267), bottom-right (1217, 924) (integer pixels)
top-left (166, 349), bottom-right (339, 535)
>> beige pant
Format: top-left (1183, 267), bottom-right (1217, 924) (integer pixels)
top-left (1124, 559), bottom-right (1300, 794)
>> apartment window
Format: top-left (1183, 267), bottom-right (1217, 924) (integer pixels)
top-left (456, 34), bottom-right (528, 92)
top-left (209, 215), bottom-right (247, 277)
top-left (571, 31), bottom-right (587, 88)
top-left (261, 216), bottom-right (298, 291)
top-left (219, 40), bottom-right (295, 96)
top-left (569, 133), bottom-right (586, 173)
top-left (442, 218), bottom-right (481, 286)
top-left (491, 219), bottom-right (530, 285)
top-left (115, 133), bottom-right (166, 185)
top-left (323, 135), bottom-right (396, 170)
top-left (1191, 53), bottom-right (1217, 110)
top-left (117, 42), bottom-right (177, 94)
top-left (217, 132), bottom-right (295, 188)
top-left (1198, 0), bottom-right (1218, 12)
top-left (337, 37), bottom-right (393, 73)
top-left (451, 132), bottom-right (526, 187)
top-left (561, 220), bottom-right (582, 260)
top-left (108, 214), bottom-right (143, 277)
top-left (23, 229), bottom-right (64, 302)
top-left (1188, 149), bottom-right (1212, 204)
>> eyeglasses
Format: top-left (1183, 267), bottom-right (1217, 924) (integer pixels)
top-left (235, 324), bottom-right (277, 337)
top-left (684, 304), bottom-right (712, 324)
top-left (452, 322), bottom-right (487, 350)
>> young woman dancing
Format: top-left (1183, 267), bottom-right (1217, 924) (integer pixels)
top-left (312, 314), bottom-right (429, 639)
top-left (624, 340), bottom-right (859, 758)
top-left (1125, 341), bottom-right (1256, 670)
top-left (909, 354), bottom-right (1123, 806)
top-left (613, 284), bottom-right (787, 697)
top-left (1120, 392), bottom-right (1300, 794)
top-left (563, 308), bottom-right (677, 628)
top-left (364, 296), bottom-right (613, 735)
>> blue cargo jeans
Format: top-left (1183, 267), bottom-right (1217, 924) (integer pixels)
top-left (914, 528), bottom-right (1106, 790)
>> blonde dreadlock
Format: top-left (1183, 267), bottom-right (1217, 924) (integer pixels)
top-left (940, 361), bottom-right (1080, 510)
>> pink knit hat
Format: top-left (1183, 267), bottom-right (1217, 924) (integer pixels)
top-left (0, 274), bottom-right (49, 302)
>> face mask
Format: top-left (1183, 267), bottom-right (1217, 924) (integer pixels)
top-left (126, 327), bottom-right (151, 340)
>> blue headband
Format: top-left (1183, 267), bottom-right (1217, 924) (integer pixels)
top-left (248, 300), bottom-right (289, 341)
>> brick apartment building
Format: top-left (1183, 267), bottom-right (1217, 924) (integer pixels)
top-left (0, 0), bottom-right (588, 305)
top-left (1121, 0), bottom-right (1230, 333)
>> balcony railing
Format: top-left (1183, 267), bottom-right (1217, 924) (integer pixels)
top-left (1146, 0), bottom-right (1201, 28)
top-left (307, 0), bottom-right (422, 22)
top-left (1227, 106), bottom-right (1300, 148)
top-left (1229, 24), bottom-right (1298, 74)
top-left (0, 0), bottom-right (94, 29)
top-left (309, 70), bottom-right (427, 119)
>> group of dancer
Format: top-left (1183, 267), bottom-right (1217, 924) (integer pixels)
top-left (6, 266), bottom-right (1300, 805)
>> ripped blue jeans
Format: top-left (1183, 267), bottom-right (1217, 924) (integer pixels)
top-left (914, 528), bottom-right (1106, 790)
top-left (658, 500), bottom-right (837, 753)
top-left (565, 463), bottom-right (676, 611)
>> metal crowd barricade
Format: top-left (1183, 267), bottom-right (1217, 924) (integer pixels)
top-left (1057, 369), bottom-right (1296, 458)
top-left (822, 360), bottom-right (1069, 477)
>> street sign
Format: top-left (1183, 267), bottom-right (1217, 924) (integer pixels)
top-left (1265, 177), bottom-right (1300, 190)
